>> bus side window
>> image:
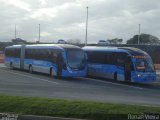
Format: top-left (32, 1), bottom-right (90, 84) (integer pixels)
top-left (117, 53), bottom-right (127, 67)
top-left (15, 48), bottom-right (21, 58)
top-left (5, 48), bottom-right (9, 57)
top-left (25, 48), bottom-right (31, 59)
top-left (9, 48), bottom-right (14, 57)
top-left (26, 48), bottom-right (36, 59)
top-left (31, 49), bottom-right (36, 59)
top-left (86, 52), bottom-right (94, 63)
top-left (108, 52), bottom-right (117, 65)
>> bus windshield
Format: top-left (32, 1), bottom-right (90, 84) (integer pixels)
top-left (135, 57), bottom-right (154, 72)
top-left (67, 50), bottom-right (85, 69)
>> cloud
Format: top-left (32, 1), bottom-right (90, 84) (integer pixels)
top-left (0, 0), bottom-right (160, 43)
top-left (0, 0), bottom-right (31, 11)
top-left (39, 0), bottom-right (47, 6)
top-left (30, 8), bottom-right (58, 19)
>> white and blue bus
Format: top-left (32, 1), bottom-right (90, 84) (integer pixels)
top-left (83, 46), bottom-right (156, 82)
top-left (5, 44), bottom-right (87, 77)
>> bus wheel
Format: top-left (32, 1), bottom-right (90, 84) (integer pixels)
top-left (114, 72), bottom-right (117, 81)
top-left (29, 66), bottom-right (33, 74)
top-left (50, 68), bottom-right (54, 77)
top-left (10, 63), bottom-right (14, 70)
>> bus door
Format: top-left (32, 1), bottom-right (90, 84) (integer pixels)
top-left (124, 56), bottom-right (132, 81)
top-left (116, 53), bottom-right (126, 81)
top-left (56, 53), bottom-right (64, 76)
top-left (20, 45), bottom-right (25, 70)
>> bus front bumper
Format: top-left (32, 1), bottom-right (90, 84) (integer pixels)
top-left (62, 70), bottom-right (87, 77)
top-left (132, 73), bottom-right (157, 82)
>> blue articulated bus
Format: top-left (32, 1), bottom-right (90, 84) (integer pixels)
top-left (5, 44), bottom-right (87, 77)
top-left (83, 46), bottom-right (156, 82)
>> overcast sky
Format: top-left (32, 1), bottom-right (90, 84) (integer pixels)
top-left (0, 0), bottom-right (160, 43)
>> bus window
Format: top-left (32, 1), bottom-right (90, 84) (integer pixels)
top-left (86, 52), bottom-right (106, 64)
top-left (67, 50), bottom-right (85, 69)
top-left (135, 57), bottom-right (154, 72)
top-left (5, 48), bottom-right (21, 58)
top-left (117, 53), bottom-right (127, 67)
top-left (108, 52), bottom-right (117, 65)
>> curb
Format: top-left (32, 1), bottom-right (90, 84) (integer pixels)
top-left (18, 115), bottom-right (86, 120)
top-left (0, 113), bottom-right (86, 120)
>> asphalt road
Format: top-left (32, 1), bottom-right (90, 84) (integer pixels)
top-left (0, 64), bottom-right (160, 106)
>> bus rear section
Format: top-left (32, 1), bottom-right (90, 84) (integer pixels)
top-left (4, 44), bottom-right (87, 78)
top-left (83, 46), bottom-right (156, 83)
top-left (4, 45), bottom-right (22, 69)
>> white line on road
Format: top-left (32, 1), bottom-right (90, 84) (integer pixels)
top-left (83, 77), bottom-right (144, 90)
top-left (0, 69), bottom-right (59, 85)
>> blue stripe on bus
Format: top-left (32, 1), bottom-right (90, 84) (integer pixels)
top-left (5, 57), bottom-right (86, 77)
top-left (5, 57), bottom-right (20, 63)
top-left (87, 62), bottom-right (156, 82)
top-left (24, 59), bottom-right (57, 67)
top-left (88, 63), bottom-right (121, 73)
top-left (24, 59), bottom-right (58, 74)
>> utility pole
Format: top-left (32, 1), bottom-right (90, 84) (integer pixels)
top-left (15, 24), bottom-right (17, 39)
top-left (85, 6), bottom-right (88, 46)
top-left (39, 24), bottom-right (41, 43)
top-left (138, 24), bottom-right (141, 45)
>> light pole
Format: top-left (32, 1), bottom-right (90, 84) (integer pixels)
top-left (39, 24), bottom-right (41, 43)
top-left (85, 6), bottom-right (88, 46)
top-left (138, 24), bottom-right (141, 45)
top-left (15, 24), bottom-right (17, 39)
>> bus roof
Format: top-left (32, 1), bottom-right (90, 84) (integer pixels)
top-left (83, 46), bottom-right (148, 56)
top-left (6, 44), bottom-right (81, 50)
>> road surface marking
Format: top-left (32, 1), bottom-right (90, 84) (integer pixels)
top-left (0, 69), bottom-right (59, 84)
top-left (83, 77), bottom-right (144, 90)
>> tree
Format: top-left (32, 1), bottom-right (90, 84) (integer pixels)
top-left (67, 39), bottom-right (81, 45)
top-left (108, 38), bottom-right (123, 44)
top-left (127, 33), bottom-right (160, 44)
top-left (11, 38), bottom-right (26, 43)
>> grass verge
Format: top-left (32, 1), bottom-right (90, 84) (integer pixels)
top-left (0, 95), bottom-right (160, 120)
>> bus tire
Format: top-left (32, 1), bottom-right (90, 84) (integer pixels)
top-left (114, 72), bottom-right (117, 81)
top-left (29, 65), bottom-right (33, 74)
top-left (50, 68), bottom-right (54, 77)
top-left (10, 62), bottom-right (14, 70)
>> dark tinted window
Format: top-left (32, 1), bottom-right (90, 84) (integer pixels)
top-left (108, 52), bottom-right (117, 65)
top-left (5, 47), bottom-right (21, 58)
top-left (87, 51), bottom-right (117, 64)
top-left (86, 51), bottom-right (130, 66)
top-left (116, 53), bottom-right (127, 67)
top-left (25, 48), bottom-right (59, 63)
top-left (87, 52), bottom-right (106, 64)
